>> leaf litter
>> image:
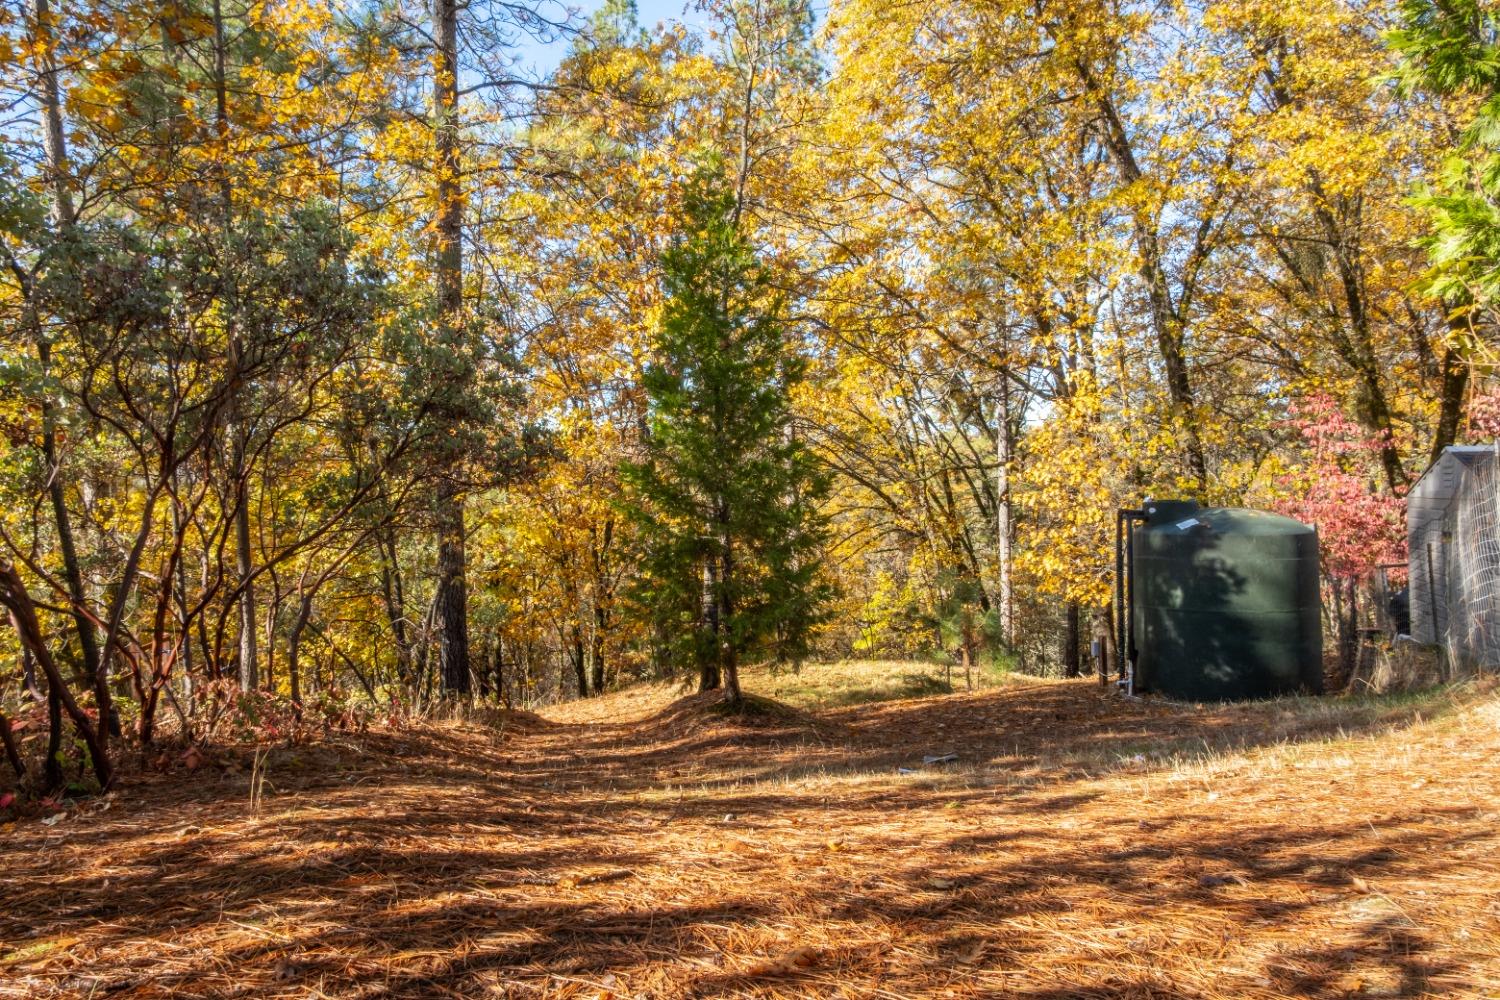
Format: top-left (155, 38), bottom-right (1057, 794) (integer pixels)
top-left (1, 678), bottom-right (1498, 998)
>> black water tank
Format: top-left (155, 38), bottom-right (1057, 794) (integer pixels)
top-left (1132, 500), bottom-right (1322, 700)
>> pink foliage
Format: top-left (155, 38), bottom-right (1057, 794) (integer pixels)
top-left (1467, 387), bottom-right (1500, 440)
top-left (1273, 394), bottom-right (1405, 581)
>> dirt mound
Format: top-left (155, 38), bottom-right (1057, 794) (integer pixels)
top-left (458, 705), bottom-right (556, 734)
top-left (638, 689), bottom-right (852, 745)
top-left (413, 700), bottom-right (559, 734)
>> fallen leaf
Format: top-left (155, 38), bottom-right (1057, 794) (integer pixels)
top-left (0, 792), bottom-right (14, 810)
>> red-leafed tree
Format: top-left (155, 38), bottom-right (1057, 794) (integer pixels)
top-left (1466, 386), bottom-right (1500, 441)
top-left (1273, 394), bottom-right (1406, 683)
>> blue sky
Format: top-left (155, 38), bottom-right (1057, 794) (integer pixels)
top-left (513, 0), bottom-right (715, 77)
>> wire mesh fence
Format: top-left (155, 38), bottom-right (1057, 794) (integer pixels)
top-left (1432, 444), bottom-right (1500, 672)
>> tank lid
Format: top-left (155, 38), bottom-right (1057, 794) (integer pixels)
top-left (1143, 499), bottom-right (1200, 526)
top-left (1195, 507), bottom-right (1318, 535)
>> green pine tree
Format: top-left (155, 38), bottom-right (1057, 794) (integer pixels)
top-left (622, 161), bottom-right (829, 704)
top-left (1390, 1), bottom-right (1500, 309)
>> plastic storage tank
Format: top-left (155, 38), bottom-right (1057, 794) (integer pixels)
top-left (1130, 500), bottom-right (1323, 700)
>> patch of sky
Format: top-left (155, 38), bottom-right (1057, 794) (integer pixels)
top-left (511, 0), bottom-right (715, 78)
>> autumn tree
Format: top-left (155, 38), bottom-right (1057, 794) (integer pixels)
top-left (370, 0), bottom-right (571, 698)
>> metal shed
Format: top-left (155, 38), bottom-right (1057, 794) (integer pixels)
top-left (1409, 445), bottom-right (1500, 670)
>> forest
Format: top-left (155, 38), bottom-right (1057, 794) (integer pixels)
top-left (3, 0), bottom-right (1500, 995)
top-left (4, 0), bottom-right (1493, 768)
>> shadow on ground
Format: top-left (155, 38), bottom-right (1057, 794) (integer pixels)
top-left (2, 679), bottom-right (1495, 998)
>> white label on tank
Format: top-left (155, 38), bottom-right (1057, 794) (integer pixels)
top-left (1175, 518), bottom-right (1200, 530)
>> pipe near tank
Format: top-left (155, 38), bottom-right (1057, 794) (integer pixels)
top-left (1115, 508), bottom-right (1145, 695)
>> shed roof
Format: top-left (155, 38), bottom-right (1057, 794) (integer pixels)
top-left (1409, 445), bottom-right (1497, 540)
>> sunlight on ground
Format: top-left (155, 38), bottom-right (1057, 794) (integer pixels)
top-left (746, 657), bottom-right (1015, 710)
top-left (5, 672), bottom-right (1500, 998)
top-left (542, 658), bottom-right (1021, 725)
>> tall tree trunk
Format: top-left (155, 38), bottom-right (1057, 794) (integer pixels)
top-left (492, 634), bottom-right (507, 706)
top-left (232, 433), bottom-right (257, 690)
top-left (718, 512), bottom-right (741, 704)
top-left (590, 608), bottom-right (606, 695)
top-left (994, 388), bottom-right (1014, 648)
top-left (287, 591), bottom-right (313, 707)
top-left (436, 480), bottom-right (471, 696)
top-left (475, 630), bottom-right (491, 699)
top-left (589, 517), bottom-right (611, 695)
top-left (570, 623), bottom-right (587, 698)
top-left (208, 0), bottom-right (258, 691)
top-left (1316, 199), bottom-right (1406, 492)
top-left (411, 590), bottom-right (441, 705)
top-left (172, 485), bottom-right (193, 700)
top-left (1430, 321), bottom-right (1471, 466)
top-left (377, 527), bottom-right (414, 684)
top-left (699, 557), bottom-right (721, 692)
top-left (432, 0), bottom-right (471, 698)
top-left (31, 0), bottom-right (112, 733)
top-left (32, 0), bottom-right (72, 221)
top-left (1063, 602), bottom-right (1081, 678)
top-left (197, 518), bottom-right (217, 680)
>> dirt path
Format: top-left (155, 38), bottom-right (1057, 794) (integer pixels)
top-left (3, 679), bottom-right (1499, 998)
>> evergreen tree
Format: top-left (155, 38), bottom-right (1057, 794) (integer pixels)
top-left (1392, 1), bottom-right (1500, 310)
top-left (585, 0), bottom-right (646, 49)
top-left (622, 162), bottom-right (829, 703)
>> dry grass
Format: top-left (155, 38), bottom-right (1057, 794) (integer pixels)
top-left (3, 668), bottom-right (1499, 998)
top-left (545, 659), bottom-right (1015, 726)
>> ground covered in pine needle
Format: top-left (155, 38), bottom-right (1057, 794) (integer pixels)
top-left (4, 665), bottom-right (1500, 999)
